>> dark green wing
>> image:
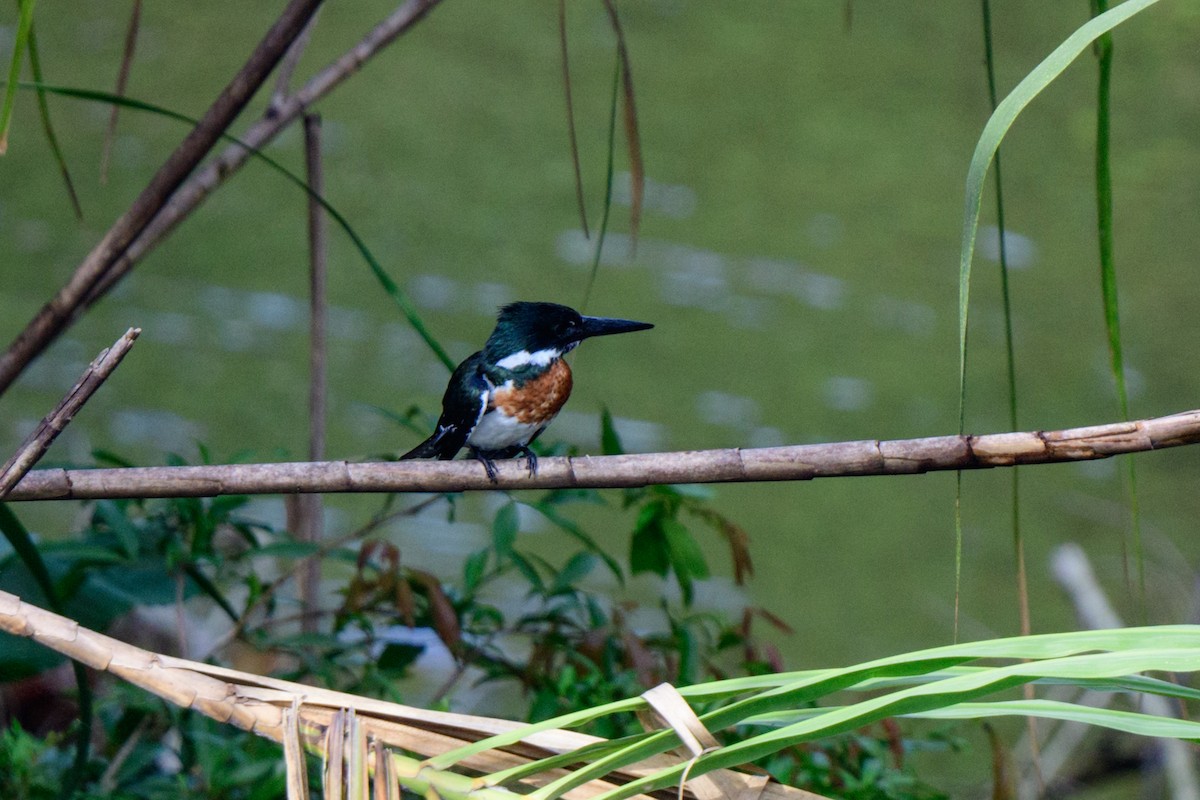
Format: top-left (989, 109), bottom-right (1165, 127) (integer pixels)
top-left (399, 352), bottom-right (490, 460)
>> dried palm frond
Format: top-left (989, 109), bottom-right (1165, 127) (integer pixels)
top-left (0, 588), bottom-right (827, 800)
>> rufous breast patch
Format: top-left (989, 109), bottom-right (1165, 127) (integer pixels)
top-left (493, 359), bottom-right (574, 425)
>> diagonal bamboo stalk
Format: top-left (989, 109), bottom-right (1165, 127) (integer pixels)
top-left (85, 0), bottom-right (445, 310)
top-left (0, 587), bottom-right (823, 800)
top-left (0, 0), bottom-right (326, 397)
top-left (4, 408), bottom-right (1199, 501)
top-left (0, 328), bottom-right (140, 498)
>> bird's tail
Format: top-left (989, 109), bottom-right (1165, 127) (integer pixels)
top-left (399, 428), bottom-right (467, 460)
top-left (399, 435), bottom-right (443, 460)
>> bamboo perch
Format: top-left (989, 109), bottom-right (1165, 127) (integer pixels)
top-left (6, 408), bottom-right (1198, 501)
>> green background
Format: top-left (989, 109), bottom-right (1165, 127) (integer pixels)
top-left (2, 1), bottom-right (1199, 682)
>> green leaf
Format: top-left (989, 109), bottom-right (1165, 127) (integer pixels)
top-left (664, 520), bottom-right (708, 580)
top-left (600, 407), bottom-right (624, 456)
top-left (956, 0), bottom-right (1163, 428)
top-left (0, 504), bottom-right (56, 610)
top-left (508, 549), bottom-right (545, 594)
top-left (182, 563), bottom-right (239, 621)
top-left (674, 622), bottom-right (698, 684)
top-left (493, 502), bottom-right (519, 557)
top-left (463, 548), bottom-right (488, 593)
top-left (378, 642), bottom-right (424, 674)
top-left (551, 552), bottom-right (596, 593)
top-left (0, 632), bottom-right (64, 679)
top-left (629, 512), bottom-right (668, 577)
top-left (427, 626), bottom-right (1200, 786)
top-left (91, 448), bottom-right (136, 468)
top-left (209, 493), bottom-right (250, 519)
top-left (24, 24), bottom-right (81, 218)
top-left (0, 0), bottom-right (36, 154)
top-left (663, 519), bottom-right (707, 605)
top-left (532, 502), bottom-right (623, 582)
top-left (94, 499), bottom-right (140, 558)
top-left (914, 698), bottom-right (1200, 740)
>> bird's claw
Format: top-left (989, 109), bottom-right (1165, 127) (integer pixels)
top-left (470, 446), bottom-right (537, 483)
top-left (470, 447), bottom-right (501, 483)
top-left (519, 446), bottom-right (538, 477)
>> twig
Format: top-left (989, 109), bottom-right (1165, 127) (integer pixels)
top-left (99, 0), bottom-right (142, 184)
top-left (300, 112), bottom-right (327, 633)
top-left (0, 327), bottom-right (139, 499)
top-left (558, 0), bottom-right (589, 238)
top-left (269, 8), bottom-right (320, 114)
top-left (600, 0), bottom-right (643, 244)
top-left (0, 0), bottom-right (325, 397)
top-left (7, 408), bottom-right (1200, 501)
top-left (98, 713), bottom-right (152, 792)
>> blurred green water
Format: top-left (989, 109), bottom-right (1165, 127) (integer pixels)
top-left (2, 0), bottom-right (1200, 707)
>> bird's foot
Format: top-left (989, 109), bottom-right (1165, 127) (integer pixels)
top-left (469, 447), bottom-right (501, 483)
top-left (516, 445), bottom-right (539, 477)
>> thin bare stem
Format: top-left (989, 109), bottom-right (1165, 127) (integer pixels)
top-left (0, 327), bottom-right (139, 499)
top-left (558, 0), bottom-right (589, 238)
top-left (600, 0), bottom-right (643, 245)
top-left (270, 8), bottom-right (320, 114)
top-left (300, 111), bottom-right (327, 633)
top-left (8, 408), bottom-right (1200, 501)
top-left (99, 0), bottom-right (141, 184)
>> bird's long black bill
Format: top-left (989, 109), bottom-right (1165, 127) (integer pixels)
top-left (578, 315), bottom-right (654, 340)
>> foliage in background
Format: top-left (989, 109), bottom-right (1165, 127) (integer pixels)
top-left (0, 439), bottom-right (944, 799)
top-left (0, 1), bottom-right (1192, 797)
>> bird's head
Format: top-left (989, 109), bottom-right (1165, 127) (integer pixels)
top-left (483, 301), bottom-right (653, 370)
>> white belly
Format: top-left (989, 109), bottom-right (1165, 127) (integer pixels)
top-left (467, 408), bottom-right (543, 451)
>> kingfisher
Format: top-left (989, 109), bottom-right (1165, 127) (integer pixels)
top-left (400, 301), bottom-right (653, 481)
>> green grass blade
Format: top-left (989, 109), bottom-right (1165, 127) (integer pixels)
top-left (558, 0), bottom-right (588, 239)
top-left (0, 0), bottom-right (36, 154)
top-left (757, 696), bottom-right (1200, 741)
top-left (181, 562), bottom-right (239, 621)
top-left (1091, 0), bottom-right (1125, 418)
top-left (14, 81), bottom-right (454, 370)
top-left (601, 0), bottom-right (643, 245)
top-left (433, 626), bottom-right (1200, 778)
top-left (588, 648), bottom-right (1200, 800)
top-left (956, 0), bottom-right (1163, 430)
top-left (451, 631), bottom-right (1200, 798)
top-left (0, 503), bottom-right (56, 608)
top-left (1089, 0), bottom-right (1144, 617)
top-left (914, 699), bottom-right (1200, 740)
top-left (979, 0), bottom-right (1029, 639)
top-left (514, 628), bottom-right (1200, 799)
top-left (24, 25), bottom-right (83, 219)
